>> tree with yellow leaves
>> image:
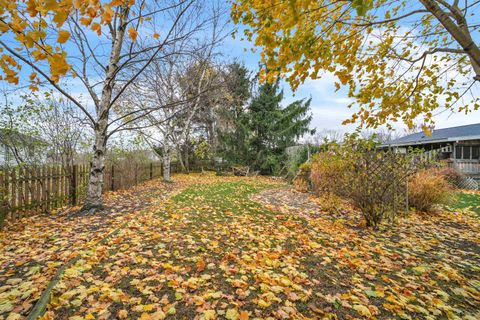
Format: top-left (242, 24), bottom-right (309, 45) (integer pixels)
top-left (231, 0), bottom-right (480, 132)
top-left (0, 0), bottom-right (218, 212)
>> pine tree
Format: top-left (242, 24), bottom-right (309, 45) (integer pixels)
top-left (219, 67), bottom-right (314, 175)
top-left (248, 81), bottom-right (314, 174)
top-left (218, 63), bottom-right (252, 165)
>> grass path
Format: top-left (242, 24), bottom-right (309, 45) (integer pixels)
top-left (2, 174), bottom-right (479, 319)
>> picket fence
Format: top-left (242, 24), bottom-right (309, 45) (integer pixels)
top-left (0, 159), bottom-right (223, 226)
top-left (0, 161), bottom-right (165, 225)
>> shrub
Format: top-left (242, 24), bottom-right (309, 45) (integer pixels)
top-left (293, 162), bottom-right (311, 192)
top-left (310, 151), bottom-right (347, 196)
top-left (345, 149), bottom-right (414, 228)
top-left (316, 192), bottom-right (344, 214)
top-left (309, 135), bottom-right (415, 228)
top-left (408, 168), bottom-right (454, 212)
top-left (437, 167), bottom-right (464, 189)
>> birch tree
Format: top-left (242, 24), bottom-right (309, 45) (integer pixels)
top-left (123, 50), bottom-right (223, 180)
top-left (0, 0), bottom-right (214, 212)
top-left (232, 0), bottom-right (480, 131)
top-left (118, 8), bottom-right (226, 179)
top-left (124, 57), bottom-right (183, 182)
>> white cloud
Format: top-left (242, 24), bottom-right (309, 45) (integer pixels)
top-left (284, 71), bottom-right (480, 135)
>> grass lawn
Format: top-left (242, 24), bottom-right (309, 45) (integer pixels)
top-left (452, 192), bottom-right (480, 216)
top-left (1, 174), bottom-right (479, 319)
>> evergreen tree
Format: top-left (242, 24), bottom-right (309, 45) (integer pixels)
top-left (247, 82), bottom-right (283, 173)
top-left (218, 69), bottom-right (314, 175)
top-left (218, 63), bottom-right (252, 165)
top-left (247, 81), bottom-right (314, 174)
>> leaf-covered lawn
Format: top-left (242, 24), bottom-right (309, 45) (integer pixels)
top-left (0, 176), bottom-right (199, 319)
top-left (1, 174), bottom-right (480, 320)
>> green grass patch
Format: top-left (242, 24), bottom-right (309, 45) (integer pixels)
top-left (172, 181), bottom-right (275, 214)
top-left (451, 192), bottom-right (480, 216)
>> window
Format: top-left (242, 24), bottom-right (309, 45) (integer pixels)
top-left (472, 146), bottom-right (480, 160)
top-left (455, 146), bottom-right (462, 159)
top-left (454, 145), bottom-right (480, 160)
top-left (463, 146), bottom-right (471, 159)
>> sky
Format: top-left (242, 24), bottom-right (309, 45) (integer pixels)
top-left (221, 33), bottom-right (480, 136)
top-left (2, 0), bottom-right (479, 139)
top-left (219, 0), bottom-right (480, 137)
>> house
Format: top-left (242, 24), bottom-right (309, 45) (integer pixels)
top-left (383, 123), bottom-right (480, 178)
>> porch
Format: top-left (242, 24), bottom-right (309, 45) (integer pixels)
top-left (450, 142), bottom-right (480, 176)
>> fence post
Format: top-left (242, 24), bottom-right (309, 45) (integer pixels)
top-left (150, 163), bottom-right (153, 179)
top-left (0, 170), bottom-right (7, 229)
top-left (111, 164), bottom-right (115, 191)
top-left (135, 163), bottom-right (138, 185)
top-left (70, 164), bottom-right (78, 206)
top-left (10, 170), bottom-right (17, 219)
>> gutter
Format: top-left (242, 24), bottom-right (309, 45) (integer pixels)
top-left (382, 135), bottom-right (480, 148)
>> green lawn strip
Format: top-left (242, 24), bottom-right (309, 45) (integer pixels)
top-left (171, 181), bottom-right (275, 212)
top-left (451, 192), bottom-right (480, 216)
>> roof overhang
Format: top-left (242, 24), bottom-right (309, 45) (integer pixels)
top-left (381, 135), bottom-right (480, 148)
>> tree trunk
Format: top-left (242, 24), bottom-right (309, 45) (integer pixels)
top-left (81, 5), bottom-right (128, 212)
top-left (163, 146), bottom-right (171, 182)
top-left (83, 121), bottom-right (107, 210)
top-left (184, 145), bottom-right (190, 173)
top-left (176, 146), bottom-right (186, 172)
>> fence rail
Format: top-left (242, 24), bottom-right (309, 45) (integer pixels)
top-left (0, 159), bottom-right (226, 226)
top-left (450, 160), bottom-right (480, 175)
top-left (0, 161), bottom-right (163, 226)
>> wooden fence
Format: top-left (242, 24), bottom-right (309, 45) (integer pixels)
top-left (450, 160), bottom-right (480, 175)
top-left (0, 161), bottom-right (163, 226)
top-left (0, 159), bottom-right (226, 226)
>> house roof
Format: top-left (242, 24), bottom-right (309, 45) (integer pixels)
top-left (385, 123), bottom-right (480, 146)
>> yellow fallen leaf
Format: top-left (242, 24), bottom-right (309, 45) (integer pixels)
top-left (257, 299), bottom-right (271, 308)
top-left (353, 304), bottom-right (372, 317)
top-left (150, 311), bottom-right (166, 320)
top-left (118, 310), bottom-right (128, 319)
top-left (140, 313), bottom-right (151, 320)
top-left (226, 308), bottom-right (239, 320)
top-left (144, 304), bottom-right (155, 312)
top-left (412, 266), bottom-right (429, 275)
top-left (204, 309), bottom-right (216, 320)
